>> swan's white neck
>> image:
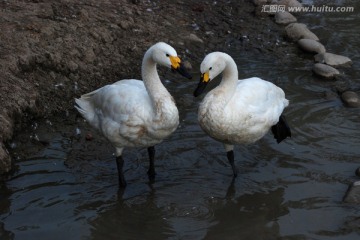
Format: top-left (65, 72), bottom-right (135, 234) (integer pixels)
top-left (141, 49), bottom-right (173, 114)
top-left (216, 54), bottom-right (238, 102)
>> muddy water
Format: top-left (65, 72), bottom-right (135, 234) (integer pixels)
top-left (2, 3), bottom-right (360, 240)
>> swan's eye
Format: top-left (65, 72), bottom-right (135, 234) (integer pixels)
top-left (166, 54), bottom-right (170, 57)
top-left (209, 67), bottom-right (212, 70)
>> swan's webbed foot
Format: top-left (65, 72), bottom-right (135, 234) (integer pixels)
top-left (116, 156), bottom-right (127, 187)
top-left (147, 146), bottom-right (157, 182)
top-left (226, 150), bottom-right (238, 177)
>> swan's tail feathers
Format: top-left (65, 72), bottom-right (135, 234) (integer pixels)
top-left (74, 97), bottom-right (95, 122)
top-left (271, 115), bottom-right (291, 144)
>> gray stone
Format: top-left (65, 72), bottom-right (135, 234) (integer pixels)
top-left (182, 60), bottom-right (192, 70)
top-left (323, 91), bottom-right (338, 100)
top-left (344, 181), bottom-right (360, 203)
top-left (183, 33), bottom-right (204, 51)
top-left (285, 23), bottom-right (319, 41)
top-left (84, 49), bottom-right (96, 63)
top-left (298, 39), bottom-right (326, 54)
top-left (67, 60), bottom-right (78, 72)
top-left (119, 20), bottom-right (132, 30)
top-left (312, 63), bottom-right (339, 78)
top-left (275, 11), bottom-right (297, 25)
top-left (271, 0), bottom-right (302, 8)
top-left (314, 52), bottom-right (352, 67)
top-left (253, 0), bottom-right (268, 6)
top-left (341, 91), bottom-right (360, 108)
top-left (185, 33), bottom-right (204, 44)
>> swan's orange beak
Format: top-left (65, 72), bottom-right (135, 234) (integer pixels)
top-left (201, 72), bottom-right (210, 83)
top-left (170, 56), bottom-right (181, 69)
top-left (169, 56), bottom-right (192, 79)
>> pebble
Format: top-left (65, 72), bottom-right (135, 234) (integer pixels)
top-left (271, 0), bottom-right (302, 8)
top-left (297, 39), bottom-right (326, 54)
top-left (183, 33), bottom-right (204, 51)
top-left (312, 63), bottom-right (339, 78)
top-left (84, 48), bottom-right (96, 63)
top-left (285, 23), bottom-right (319, 41)
top-left (67, 60), bottom-right (78, 72)
top-left (182, 60), bottom-right (192, 70)
top-left (252, 0), bottom-right (268, 6)
top-left (119, 20), bottom-right (132, 30)
top-left (185, 33), bottom-right (204, 44)
top-left (341, 91), bottom-right (360, 108)
top-left (314, 52), bottom-right (352, 67)
top-left (275, 11), bottom-right (297, 25)
top-left (344, 181), bottom-right (360, 203)
top-left (85, 133), bottom-right (93, 141)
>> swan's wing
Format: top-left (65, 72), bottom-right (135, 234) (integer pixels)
top-left (229, 77), bottom-right (288, 127)
top-left (75, 79), bottom-right (153, 142)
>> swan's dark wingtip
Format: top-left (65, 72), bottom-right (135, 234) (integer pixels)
top-left (271, 115), bottom-right (291, 144)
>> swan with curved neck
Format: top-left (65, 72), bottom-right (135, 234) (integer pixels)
top-left (194, 52), bottom-right (291, 176)
top-left (75, 42), bottom-right (191, 187)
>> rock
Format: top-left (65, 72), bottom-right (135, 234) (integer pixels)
top-left (67, 60), bottom-right (78, 72)
top-left (323, 91), bottom-right (338, 100)
top-left (344, 181), bottom-right (360, 203)
top-left (298, 39), bottom-right (326, 54)
top-left (285, 23), bottom-right (319, 41)
top-left (18, 54), bottom-right (36, 71)
top-left (85, 133), bottom-right (93, 141)
top-left (314, 52), bottom-right (352, 67)
top-left (84, 48), bottom-right (96, 63)
top-left (253, 0), bottom-right (268, 6)
top-left (333, 78), bottom-right (350, 93)
top-left (312, 63), bottom-right (339, 78)
top-left (271, 0), bottom-right (302, 8)
top-left (183, 33), bottom-right (204, 51)
top-left (341, 91), bottom-right (360, 108)
top-left (79, 9), bottom-right (89, 20)
top-left (185, 33), bottom-right (204, 44)
top-left (182, 60), bottom-right (192, 70)
top-left (275, 11), bottom-right (297, 25)
top-left (119, 20), bottom-right (132, 30)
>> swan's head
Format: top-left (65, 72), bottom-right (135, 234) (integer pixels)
top-left (150, 42), bottom-right (192, 79)
top-left (194, 52), bottom-right (226, 97)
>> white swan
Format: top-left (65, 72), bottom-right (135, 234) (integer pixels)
top-left (75, 42), bottom-right (192, 187)
top-left (193, 52), bottom-right (291, 176)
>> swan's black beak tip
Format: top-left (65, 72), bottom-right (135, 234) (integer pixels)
top-left (171, 64), bottom-right (192, 79)
top-left (176, 64), bottom-right (192, 79)
top-left (193, 80), bottom-right (208, 97)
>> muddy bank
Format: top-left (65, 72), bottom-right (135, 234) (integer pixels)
top-left (0, 0), bottom-right (289, 174)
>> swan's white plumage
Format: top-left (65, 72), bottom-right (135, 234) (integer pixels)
top-left (197, 52), bottom-right (289, 146)
top-left (75, 42), bottom-right (180, 157)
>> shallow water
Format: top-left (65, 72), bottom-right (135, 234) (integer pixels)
top-left (2, 1), bottom-right (360, 239)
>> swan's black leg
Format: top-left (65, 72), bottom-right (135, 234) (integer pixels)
top-left (227, 150), bottom-right (238, 177)
top-left (147, 146), bottom-right (156, 181)
top-left (116, 156), bottom-right (127, 187)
